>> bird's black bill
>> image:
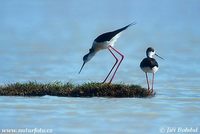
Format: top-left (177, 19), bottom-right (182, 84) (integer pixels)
top-left (155, 54), bottom-right (164, 60)
top-left (78, 62), bottom-right (86, 74)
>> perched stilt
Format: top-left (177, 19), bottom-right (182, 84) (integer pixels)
top-left (79, 22), bottom-right (135, 83)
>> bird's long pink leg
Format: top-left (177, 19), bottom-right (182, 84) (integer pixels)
top-left (151, 73), bottom-right (155, 93)
top-left (145, 72), bottom-right (150, 90)
top-left (108, 46), bottom-right (124, 84)
top-left (102, 47), bottom-right (118, 83)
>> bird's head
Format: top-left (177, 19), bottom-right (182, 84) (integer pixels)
top-left (146, 47), bottom-right (164, 59)
top-left (146, 47), bottom-right (155, 58)
top-left (78, 49), bottom-right (96, 74)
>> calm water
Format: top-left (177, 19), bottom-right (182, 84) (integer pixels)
top-left (0, 0), bottom-right (200, 133)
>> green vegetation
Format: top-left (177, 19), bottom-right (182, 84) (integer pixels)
top-left (0, 82), bottom-right (155, 98)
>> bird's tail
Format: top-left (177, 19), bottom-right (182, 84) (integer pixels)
top-left (122, 22), bottom-right (136, 31)
top-left (111, 22), bottom-right (136, 36)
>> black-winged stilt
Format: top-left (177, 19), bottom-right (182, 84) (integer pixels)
top-left (79, 22), bottom-right (135, 83)
top-left (140, 47), bottom-right (164, 93)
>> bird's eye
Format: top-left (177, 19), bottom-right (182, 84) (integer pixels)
top-left (89, 48), bottom-right (94, 53)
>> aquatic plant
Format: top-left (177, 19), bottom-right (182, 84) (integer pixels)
top-left (0, 82), bottom-right (155, 98)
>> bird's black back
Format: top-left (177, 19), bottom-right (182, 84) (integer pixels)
top-left (140, 58), bottom-right (158, 69)
top-left (94, 23), bottom-right (133, 42)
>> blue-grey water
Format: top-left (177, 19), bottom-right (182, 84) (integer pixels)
top-left (0, 0), bottom-right (200, 133)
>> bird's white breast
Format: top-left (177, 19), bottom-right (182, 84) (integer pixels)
top-left (141, 66), bottom-right (158, 73)
top-left (92, 41), bottom-right (110, 51)
top-left (92, 33), bottom-right (121, 51)
top-left (109, 32), bottom-right (121, 47)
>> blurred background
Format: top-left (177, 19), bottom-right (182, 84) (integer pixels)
top-left (0, 0), bottom-right (200, 88)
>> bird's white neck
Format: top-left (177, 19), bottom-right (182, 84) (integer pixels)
top-left (87, 51), bottom-right (96, 61)
top-left (147, 51), bottom-right (155, 58)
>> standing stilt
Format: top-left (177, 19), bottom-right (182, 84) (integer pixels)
top-left (140, 47), bottom-right (164, 94)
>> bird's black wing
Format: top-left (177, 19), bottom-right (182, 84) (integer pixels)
top-left (150, 58), bottom-right (158, 68)
top-left (94, 23), bottom-right (135, 42)
top-left (140, 58), bottom-right (158, 68)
